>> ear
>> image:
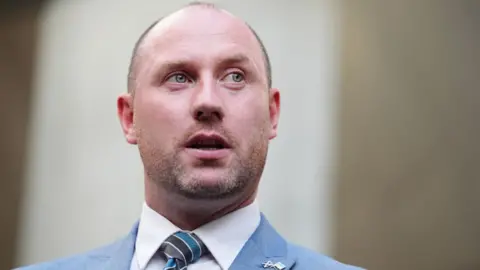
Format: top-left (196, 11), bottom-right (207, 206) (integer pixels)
top-left (268, 88), bottom-right (280, 140)
top-left (117, 93), bottom-right (137, 145)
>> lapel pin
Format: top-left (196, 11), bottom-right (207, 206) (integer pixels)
top-left (274, 262), bottom-right (286, 269)
top-left (262, 261), bottom-right (286, 270)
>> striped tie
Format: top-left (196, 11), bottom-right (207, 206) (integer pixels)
top-left (160, 231), bottom-right (208, 270)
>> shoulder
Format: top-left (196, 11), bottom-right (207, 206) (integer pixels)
top-left (14, 241), bottom-right (120, 270)
top-left (16, 222), bottom-right (138, 270)
top-left (287, 243), bottom-right (365, 270)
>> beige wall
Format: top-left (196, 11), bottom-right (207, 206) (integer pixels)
top-left (336, 1), bottom-right (480, 269)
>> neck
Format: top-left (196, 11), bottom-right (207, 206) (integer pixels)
top-left (145, 180), bottom-right (257, 231)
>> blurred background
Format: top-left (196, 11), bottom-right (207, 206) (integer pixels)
top-left (1, 0), bottom-right (479, 269)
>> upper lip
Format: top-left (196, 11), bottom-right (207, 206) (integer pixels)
top-left (185, 132), bottom-right (232, 149)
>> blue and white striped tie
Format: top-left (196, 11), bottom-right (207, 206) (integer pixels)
top-left (160, 231), bottom-right (208, 270)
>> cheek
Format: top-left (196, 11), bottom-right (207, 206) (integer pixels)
top-left (228, 100), bottom-right (270, 144)
top-left (134, 93), bottom-right (187, 140)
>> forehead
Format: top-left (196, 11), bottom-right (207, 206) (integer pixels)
top-left (139, 7), bottom-right (265, 73)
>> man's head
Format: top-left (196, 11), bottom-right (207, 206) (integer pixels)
top-left (117, 2), bottom-right (280, 205)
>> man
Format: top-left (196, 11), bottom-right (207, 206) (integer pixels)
top-left (19, 2), bottom-right (363, 270)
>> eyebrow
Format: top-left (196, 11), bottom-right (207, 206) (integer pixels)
top-left (215, 53), bottom-right (252, 68)
top-left (155, 53), bottom-right (256, 75)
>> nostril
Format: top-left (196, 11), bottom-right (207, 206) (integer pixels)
top-left (195, 111), bottom-right (204, 119)
top-left (194, 108), bottom-right (223, 121)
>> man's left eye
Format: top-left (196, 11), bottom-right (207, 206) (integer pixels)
top-left (225, 72), bottom-right (244, 83)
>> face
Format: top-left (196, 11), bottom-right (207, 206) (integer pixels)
top-left (118, 7), bottom-right (280, 201)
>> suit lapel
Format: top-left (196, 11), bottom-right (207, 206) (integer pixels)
top-left (103, 222), bottom-right (139, 270)
top-left (230, 214), bottom-right (296, 270)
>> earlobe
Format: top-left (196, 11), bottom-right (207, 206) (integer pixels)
top-left (268, 88), bottom-right (280, 140)
top-left (117, 93), bottom-right (137, 145)
top-left (125, 128), bottom-right (138, 145)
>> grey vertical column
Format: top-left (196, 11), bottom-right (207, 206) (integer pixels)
top-left (335, 1), bottom-right (480, 269)
top-left (0, 1), bottom-right (43, 269)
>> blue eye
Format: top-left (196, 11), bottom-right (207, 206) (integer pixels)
top-left (167, 74), bottom-right (189, 83)
top-left (225, 72), bottom-right (244, 82)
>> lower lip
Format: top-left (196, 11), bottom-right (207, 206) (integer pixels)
top-left (184, 148), bottom-right (231, 160)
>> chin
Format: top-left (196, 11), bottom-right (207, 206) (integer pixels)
top-left (176, 170), bottom-right (244, 200)
top-left (188, 170), bottom-right (231, 187)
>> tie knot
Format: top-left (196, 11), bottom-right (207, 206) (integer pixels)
top-left (159, 231), bottom-right (208, 265)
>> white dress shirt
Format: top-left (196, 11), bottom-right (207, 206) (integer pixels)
top-left (130, 200), bottom-right (260, 270)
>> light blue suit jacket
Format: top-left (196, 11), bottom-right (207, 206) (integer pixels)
top-left (17, 215), bottom-right (364, 270)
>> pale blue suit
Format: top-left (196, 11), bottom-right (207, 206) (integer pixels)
top-left (17, 215), bottom-right (364, 270)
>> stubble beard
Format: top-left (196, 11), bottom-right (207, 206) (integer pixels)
top-left (140, 129), bottom-right (269, 201)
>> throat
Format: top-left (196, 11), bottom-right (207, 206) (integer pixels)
top-left (145, 180), bottom-right (256, 231)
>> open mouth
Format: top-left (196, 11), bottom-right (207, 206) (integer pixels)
top-left (185, 134), bottom-right (231, 151)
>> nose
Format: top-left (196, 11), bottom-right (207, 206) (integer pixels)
top-left (190, 79), bottom-right (224, 122)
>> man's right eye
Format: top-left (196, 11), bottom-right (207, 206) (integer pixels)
top-left (166, 73), bottom-right (190, 83)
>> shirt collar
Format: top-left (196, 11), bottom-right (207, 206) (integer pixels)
top-left (135, 202), bottom-right (179, 270)
top-left (194, 200), bottom-right (260, 269)
top-left (135, 200), bottom-right (260, 270)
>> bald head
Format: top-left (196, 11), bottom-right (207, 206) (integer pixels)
top-left (127, 2), bottom-right (272, 93)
